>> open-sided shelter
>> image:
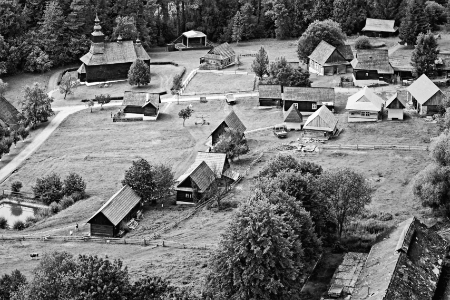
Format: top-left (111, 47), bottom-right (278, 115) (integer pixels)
top-left (172, 30), bottom-right (208, 50)
top-left (200, 42), bottom-right (235, 70)
top-left (0, 96), bottom-right (22, 129)
top-left (282, 87), bottom-right (335, 114)
top-left (351, 49), bottom-right (394, 82)
top-left (259, 85), bottom-right (282, 106)
top-left (385, 92), bottom-right (406, 120)
top-left (308, 40), bottom-right (353, 76)
top-left (77, 16), bottom-right (150, 83)
top-left (210, 110), bottom-right (247, 145)
top-left (175, 161), bottom-right (216, 203)
top-left (303, 105), bottom-right (338, 139)
top-left (346, 87), bottom-right (385, 122)
top-left (283, 104), bottom-right (303, 130)
top-left (361, 18), bottom-right (398, 37)
top-left (407, 74), bottom-right (445, 116)
top-left (121, 91), bottom-right (160, 120)
top-left (86, 185), bottom-right (142, 237)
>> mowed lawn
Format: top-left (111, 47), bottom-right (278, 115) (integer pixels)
top-left (183, 73), bottom-right (255, 95)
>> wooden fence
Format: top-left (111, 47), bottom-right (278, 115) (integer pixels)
top-left (321, 144), bottom-right (428, 151)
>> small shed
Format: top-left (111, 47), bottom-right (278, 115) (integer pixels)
top-left (361, 18), bottom-right (398, 37)
top-left (283, 104), bottom-right (303, 131)
top-left (0, 96), bottom-right (22, 129)
top-left (200, 42), bottom-right (235, 70)
top-left (86, 185), bottom-right (142, 237)
top-left (259, 85), bottom-right (282, 106)
top-left (122, 91), bottom-right (161, 120)
top-left (346, 87), bottom-right (385, 122)
top-left (282, 87), bottom-right (335, 114)
top-left (303, 106), bottom-right (338, 139)
top-left (351, 49), bottom-right (394, 83)
top-left (407, 74), bottom-right (446, 116)
top-left (385, 92), bottom-right (406, 120)
top-left (308, 40), bottom-right (352, 76)
top-left (175, 161), bottom-right (216, 203)
top-left (210, 110), bottom-right (247, 145)
top-left (172, 30), bottom-right (207, 49)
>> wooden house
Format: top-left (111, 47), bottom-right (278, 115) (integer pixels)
top-left (351, 217), bottom-right (447, 300)
top-left (308, 40), bottom-right (353, 76)
top-left (351, 49), bottom-right (394, 82)
top-left (86, 185), bottom-right (141, 237)
top-left (282, 87), bottom-right (335, 114)
top-left (385, 92), bottom-right (406, 120)
top-left (283, 104), bottom-right (303, 130)
top-left (171, 30), bottom-right (209, 50)
top-left (175, 161), bottom-right (216, 203)
top-left (259, 85), bottom-right (282, 106)
top-left (121, 91), bottom-right (160, 120)
top-left (77, 16), bottom-right (150, 83)
top-left (210, 110), bottom-right (247, 145)
top-left (346, 87), bottom-right (385, 122)
top-left (361, 18), bottom-right (398, 37)
top-left (303, 106), bottom-right (338, 139)
top-left (200, 43), bottom-right (235, 70)
top-left (407, 74), bottom-right (446, 116)
top-left (0, 96), bottom-right (22, 129)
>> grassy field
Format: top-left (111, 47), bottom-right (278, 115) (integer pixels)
top-left (183, 73), bottom-right (255, 95)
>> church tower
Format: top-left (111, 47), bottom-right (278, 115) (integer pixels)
top-left (91, 14), bottom-right (105, 44)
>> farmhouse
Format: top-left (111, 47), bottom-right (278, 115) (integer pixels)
top-left (0, 96), bottom-right (22, 129)
top-left (121, 91), bottom-right (160, 120)
top-left (361, 18), bottom-right (398, 37)
top-left (77, 16), bottom-right (151, 83)
top-left (351, 49), bottom-right (394, 83)
top-left (86, 185), bottom-right (142, 237)
top-left (385, 92), bottom-right (406, 120)
top-left (282, 87), bottom-right (335, 114)
top-left (346, 87), bottom-right (384, 122)
top-left (407, 74), bottom-right (446, 116)
top-left (283, 104), bottom-right (303, 131)
top-left (200, 42), bottom-right (235, 70)
top-left (175, 161), bottom-right (216, 203)
top-left (351, 217), bottom-right (447, 300)
top-left (259, 85), bottom-right (282, 106)
top-left (303, 105), bottom-right (338, 139)
top-left (210, 110), bottom-right (247, 145)
top-left (308, 40), bottom-right (353, 76)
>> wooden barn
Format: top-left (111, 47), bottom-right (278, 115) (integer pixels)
top-left (346, 87), bottom-right (385, 122)
top-left (175, 161), bottom-right (216, 203)
top-left (282, 87), bottom-right (335, 114)
top-left (121, 91), bottom-right (160, 120)
top-left (361, 18), bottom-right (398, 37)
top-left (77, 16), bottom-right (151, 83)
top-left (308, 40), bottom-right (353, 76)
top-left (86, 185), bottom-right (141, 237)
top-left (210, 110), bottom-right (247, 145)
top-left (386, 92), bottom-right (406, 120)
top-left (0, 96), bottom-right (22, 129)
top-left (303, 106), bottom-right (338, 139)
top-left (259, 85), bottom-right (282, 106)
top-left (351, 49), bottom-right (394, 82)
top-left (200, 42), bottom-right (235, 70)
top-left (283, 104), bottom-right (303, 131)
top-left (407, 74), bottom-right (446, 116)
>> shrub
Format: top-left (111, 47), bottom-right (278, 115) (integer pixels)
top-left (35, 207), bottom-right (52, 219)
top-left (33, 173), bottom-right (64, 205)
top-left (13, 220), bottom-right (25, 231)
top-left (355, 36), bottom-right (371, 49)
top-left (63, 173), bottom-right (86, 198)
top-left (220, 199), bottom-right (239, 210)
top-left (49, 201), bottom-right (60, 214)
top-left (11, 181), bottom-right (23, 193)
top-left (70, 191), bottom-right (84, 202)
top-left (25, 216), bottom-right (38, 228)
top-left (0, 216), bottom-right (8, 229)
top-left (59, 196), bottom-right (75, 209)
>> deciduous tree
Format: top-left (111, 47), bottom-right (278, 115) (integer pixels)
top-left (355, 36), bottom-right (372, 49)
top-left (0, 79), bottom-right (8, 97)
top-left (112, 16), bottom-right (138, 41)
top-left (333, 0), bottom-right (367, 34)
top-left (95, 93), bottom-right (111, 110)
top-left (21, 83), bottom-right (54, 128)
top-left (0, 270), bottom-right (27, 300)
top-left (122, 158), bottom-right (155, 202)
top-left (128, 59), bottom-right (150, 86)
top-left (59, 72), bottom-right (78, 99)
top-left (33, 173), bottom-right (64, 205)
top-left (178, 106), bottom-right (193, 126)
top-left (211, 127), bottom-right (249, 160)
top-left (63, 173), bottom-right (86, 198)
top-left (411, 31), bottom-right (439, 77)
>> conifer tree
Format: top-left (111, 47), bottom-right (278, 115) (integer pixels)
top-left (411, 31), bottom-right (439, 77)
top-left (399, 0), bottom-right (430, 45)
top-left (251, 46), bottom-right (269, 78)
top-left (232, 11), bottom-right (244, 44)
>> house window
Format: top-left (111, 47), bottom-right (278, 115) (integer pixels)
top-left (312, 103), bottom-right (317, 110)
top-left (361, 111), bottom-right (370, 117)
top-left (294, 103), bottom-right (298, 108)
top-left (185, 193), bottom-right (192, 199)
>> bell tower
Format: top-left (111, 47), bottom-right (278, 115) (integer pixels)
top-left (91, 14), bottom-right (105, 44)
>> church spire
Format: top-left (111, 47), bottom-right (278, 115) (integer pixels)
top-left (91, 14), bottom-right (105, 44)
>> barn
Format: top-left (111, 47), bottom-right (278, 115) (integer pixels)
top-left (259, 85), bottom-right (282, 106)
top-left (303, 106), bottom-right (338, 139)
top-left (77, 16), bottom-right (151, 83)
top-left (283, 104), bottom-right (303, 131)
top-left (346, 87), bottom-right (385, 122)
top-left (175, 161), bottom-right (216, 203)
top-left (407, 74), bottom-right (446, 116)
top-left (200, 42), bottom-right (235, 70)
top-left (361, 18), bottom-right (398, 37)
top-left (0, 96), bottom-right (22, 129)
top-left (121, 91), bottom-right (160, 120)
top-left (86, 185), bottom-right (142, 237)
top-left (351, 49), bottom-right (394, 83)
top-left (308, 40), bottom-right (353, 76)
top-left (210, 110), bottom-right (247, 145)
top-left (386, 92), bottom-right (406, 120)
top-left (282, 87), bottom-right (335, 114)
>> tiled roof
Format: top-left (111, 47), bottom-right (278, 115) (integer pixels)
top-left (337, 45), bottom-right (354, 61)
top-left (284, 104), bottom-right (303, 123)
top-left (188, 161), bottom-right (216, 192)
top-left (362, 18), bottom-right (398, 33)
top-left (204, 42), bottom-right (235, 60)
top-left (182, 30), bottom-right (206, 38)
top-left (346, 87), bottom-right (385, 111)
top-left (259, 85), bottom-right (282, 99)
top-left (87, 185), bottom-right (141, 226)
top-left (282, 87), bottom-right (335, 103)
top-left (385, 92), bottom-right (406, 109)
top-left (351, 49), bottom-right (394, 74)
top-left (0, 96), bottom-right (22, 127)
top-left (303, 105), bottom-right (338, 132)
top-left (122, 91), bottom-right (160, 108)
top-left (407, 74), bottom-right (441, 105)
top-left (80, 40), bottom-right (150, 66)
top-left (309, 40), bottom-right (347, 65)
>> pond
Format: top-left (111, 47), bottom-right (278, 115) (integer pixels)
top-left (0, 201), bottom-right (37, 228)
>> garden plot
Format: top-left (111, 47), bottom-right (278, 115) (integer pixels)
top-left (183, 72), bottom-right (255, 95)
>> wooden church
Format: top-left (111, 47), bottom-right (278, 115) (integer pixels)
top-left (77, 15), bottom-right (151, 83)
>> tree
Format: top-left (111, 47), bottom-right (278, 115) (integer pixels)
top-left (0, 79), bottom-right (8, 97)
top-left (95, 93), bottom-right (111, 110)
top-left (33, 173), bottom-right (64, 205)
top-left (21, 83), bottom-right (54, 128)
top-left (211, 128), bottom-right (249, 160)
top-left (24, 46), bottom-right (52, 73)
top-left (128, 59), bottom-right (151, 86)
top-left (11, 181), bottom-right (23, 193)
top-left (333, 0), bottom-right (367, 34)
top-left (112, 16), bottom-right (138, 41)
top-left (399, 0), bottom-right (430, 45)
top-left (264, 57), bottom-right (311, 87)
top-left (259, 153), bottom-right (323, 178)
top-left (411, 31), bottom-right (439, 77)
top-left (152, 164), bottom-right (175, 199)
top-left (252, 46), bottom-right (269, 78)
top-left (122, 158), bottom-right (155, 202)
top-left (413, 164), bottom-right (450, 212)
top-left (425, 1), bottom-right (446, 30)
top-left (17, 126), bottom-right (29, 142)
top-left (172, 73), bottom-right (184, 91)
top-left (355, 36), bottom-right (372, 49)
top-left (129, 276), bottom-right (172, 300)
top-left (265, 0), bottom-right (294, 39)
top-left (317, 168), bottom-right (373, 238)
top-left (58, 72), bottom-right (78, 99)
top-left (63, 173), bottom-right (86, 198)
top-left (297, 19), bottom-right (346, 62)
top-left (370, 0), bottom-right (403, 20)
top-left (178, 106), bottom-right (193, 126)
top-left (232, 11), bottom-right (244, 44)
top-left (0, 270), bottom-right (27, 300)
top-left (309, 0), bottom-right (334, 21)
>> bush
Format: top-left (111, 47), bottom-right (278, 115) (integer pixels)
top-left (354, 36), bottom-right (371, 49)
top-left (59, 196), bottom-right (75, 209)
top-left (63, 173), bottom-right (86, 198)
top-left (25, 216), bottom-right (38, 228)
top-left (220, 199), bottom-right (239, 210)
top-left (49, 201), bottom-right (60, 214)
top-left (35, 207), bottom-right (52, 219)
top-left (33, 173), bottom-right (64, 205)
top-left (11, 181), bottom-right (23, 193)
top-left (0, 216), bottom-right (8, 229)
top-left (13, 220), bottom-right (25, 231)
top-left (71, 191), bottom-right (84, 202)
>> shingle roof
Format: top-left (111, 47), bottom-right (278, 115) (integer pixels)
top-left (337, 45), bottom-right (354, 61)
top-left (282, 87), bottom-right (335, 103)
top-left (352, 217), bottom-right (447, 300)
top-left (346, 87), bottom-right (385, 111)
top-left (407, 74), bottom-right (441, 105)
top-left (187, 161), bottom-right (216, 192)
top-left (284, 104), bottom-right (303, 123)
top-left (0, 96), bottom-right (22, 127)
top-left (224, 110), bottom-right (246, 132)
top-left (195, 152), bottom-right (228, 176)
top-left (309, 41), bottom-right (340, 65)
top-left (362, 18), bottom-right (398, 33)
top-left (303, 105), bottom-right (338, 132)
top-left (87, 185), bottom-right (141, 226)
top-left (351, 49), bottom-right (394, 74)
top-left (182, 30), bottom-right (206, 38)
top-left (77, 64), bottom-right (86, 74)
top-left (122, 91), bottom-right (160, 108)
top-left (385, 92), bottom-right (406, 109)
top-left (259, 85), bottom-right (282, 99)
top-left (204, 42), bottom-right (235, 60)
top-left (80, 40), bottom-right (150, 66)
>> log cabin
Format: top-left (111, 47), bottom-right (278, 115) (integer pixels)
top-left (283, 104), bottom-right (303, 130)
top-left (200, 42), bottom-right (235, 70)
top-left (259, 85), bottom-right (282, 106)
top-left (351, 49), bottom-right (394, 83)
top-left (121, 91), bottom-right (160, 120)
top-left (175, 161), bottom-right (216, 203)
top-left (308, 40), bottom-right (353, 76)
top-left (303, 105), bottom-right (338, 139)
top-left (282, 87), bottom-right (335, 115)
top-left (361, 18), bottom-right (398, 37)
top-left (0, 96), bottom-right (22, 129)
top-left (210, 110), bottom-right (247, 145)
top-left (346, 87), bottom-right (385, 122)
top-left (385, 92), bottom-right (406, 120)
top-left (407, 74), bottom-right (446, 116)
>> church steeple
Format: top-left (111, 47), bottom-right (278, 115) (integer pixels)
top-left (91, 14), bottom-right (105, 44)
